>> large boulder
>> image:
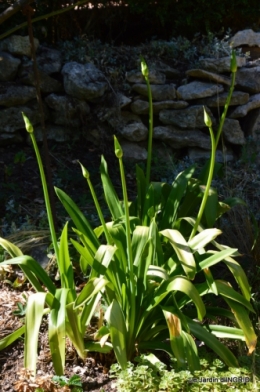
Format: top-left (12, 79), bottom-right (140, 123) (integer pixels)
top-left (0, 52), bottom-right (21, 81)
top-left (126, 70), bottom-right (166, 84)
top-left (18, 63), bottom-right (62, 93)
top-left (159, 105), bottom-right (214, 129)
top-left (131, 99), bottom-right (188, 114)
top-left (121, 141), bottom-right (147, 161)
top-left (36, 46), bottom-right (62, 74)
top-left (62, 62), bottom-right (107, 102)
top-left (222, 119), bottom-right (245, 145)
top-left (177, 81), bottom-right (224, 100)
top-left (153, 126), bottom-right (211, 149)
top-left (229, 93), bottom-right (260, 118)
top-left (45, 93), bottom-right (90, 128)
top-left (188, 148), bottom-right (234, 162)
top-left (109, 112), bottom-right (148, 142)
top-left (0, 84), bottom-right (36, 107)
top-left (0, 103), bottom-right (48, 133)
top-left (234, 67), bottom-right (260, 93)
top-left (198, 56), bottom-right (246, 73)
top-left (186, 69), bottom-right (231, 86)
top-left (231, 29), bottom-right (260, 47)
top-left (195, 91), bottom-right (249, 107)
top-left (31, 124), bottom-right (75, 143)
top-left (132, 83), bottom-right (176, 101)
top-left (0, 35), bottom-right (39, 57)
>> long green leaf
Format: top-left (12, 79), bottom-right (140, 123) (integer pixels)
top-left (215, 280), bottom-right (254, 312)
top-left (160, 229), bottom-right (196, 280)
top-left (55, 187), bottom-right (99, 252)
top-left (207, 325), bottom-right (246, 340)
top-left (0, 326), bottom-right (25, 350)
top-left (198, 248), bottom-right (238, 270)
top-left (74, 277), bottom-right (109, 309)
top-left (203, 186), bottom-right (218, 227)
top-left (161, 166), bottom-right (195, 229)
top-left (187, 318), bottom-right (239, 367)
top-left (163, 310), bottom-right (186, 368)
top-left (0, 237), bottom-right (23, 257)
top-left (224, 297), bottom-right (257, 354)
top-left (66, 303), bottom-right (85, 359)
top-left (151, 276), bottom-right (206, 321)
top-left (105, 299), bottom-right (128, 369)
top-left (188, 228), bottom-right (222, 251)
top-left (49, 289), bottom-right (68, 375)
top-left (1, 256), bottom-right (56, 296)
top-left (100, 155), bottom-right (123, 220)
top-left (25, 292), bottom-right (47, 375)
top-left (59, 222), bottom-right (76, 301)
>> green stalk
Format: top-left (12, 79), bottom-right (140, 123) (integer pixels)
top-left (78, 161), bottom-right (111, 245)
top-left (189, 51), bottom-right (237, 239)
top-left (141, 56), bottom-right (153, 188)
top-left (114, 136), bottom-right (135, 347)
top-left (22, 113), bottom-right (59, 263)
top-left (190, 110), bottom-right (216, 240)
top-left (215, 50), bottom-right (237, 149)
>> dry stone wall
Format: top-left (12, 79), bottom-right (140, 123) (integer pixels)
top-left (1, 31), bottom-right (260, 162)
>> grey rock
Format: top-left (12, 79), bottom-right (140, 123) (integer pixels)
top-left (109, 112), bottom-right (148, 142)
top-left (231, 29), bottom-right (260, 48)
top-left (132, 83), bottom-right (176, 101)
top-left (159, 105), bottom-right (214, 129)
top-left (0, 35), bottom-right (39, 57)
top-left (186, 69), bottom-right (231, 86)
top-left (195, 91), bottom-right (249, 107)
top-left (62, 62), bottom-right (107, 101)
top-left (45, 94), bottom-right (90, 128)
top-left (188, 148), bottom-right (234, 162)
top-left (0, 132), bottom-right (23, 146)
top-left (121, 141), bottom-right (147, 161)
top-left (131, 99), bottom-right (188, 114)
top-left (116, 93), bottom-right (132, 108)
top-left (155, 61), bottom-right (181, 79)
top-left (231, 67), bottom-right (260, 93)
top-left (177, 81), bottom-right (224, 100)
top-left (0, 103), bottom-right (48, 133)
top-left (222, 119), bottom-right (245, 144)
top-left (229, 93), bottom-right (260, 118)
top-left (199, 56), bottom-right (246, 73)
top-left (37, 46), bottom-right (62, 74)
top-left (32, 124), bottom-right (73, 143)
top-left (0, 84), bottom-right (36, 107)
top-left (19, 63), bottom-right (62, 93)
top-left (126, 69), bottom-right (166, 84)
top-left (0, 52), bottom-right (21, 81)
top-left (153, 126), bottom-right (211, 149)
top-left (244, 108), bottom-right (260, 139)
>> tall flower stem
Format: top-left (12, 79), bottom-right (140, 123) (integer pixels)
top-left (140, 56), bottom-right (153, 189)
top-left (22, 113), bottom-right (59, 264)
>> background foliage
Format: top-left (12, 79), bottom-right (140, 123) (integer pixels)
top-left (1, 0), bottom-right (260, 44)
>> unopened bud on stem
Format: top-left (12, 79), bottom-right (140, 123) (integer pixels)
top-left (114, 135), bottom-right (123, 158)
top-left (22, 112), bottom-right (34, 133)
top-left (140, 55), bottom-right (149, 79)
top-left (78, 161), bottom-right (90, 179)
top-left (203, 107), bottom-right (212, 127)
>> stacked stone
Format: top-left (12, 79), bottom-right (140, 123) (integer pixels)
top-left (1, 31), bottom-right (260, 162)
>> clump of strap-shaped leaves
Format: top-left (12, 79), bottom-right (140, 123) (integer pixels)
top-left (0, 52), bottom-right (257, 376)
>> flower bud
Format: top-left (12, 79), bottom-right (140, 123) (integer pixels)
top-left (140, 55), bottom-right (149, 79)
top-left (114, 135), bottom-right (123, 158)
top-left (22, 112), bottom-right (34, 133)
top-left (203, 107), bottom-right (212, 127)
top-left (78, 161), bottom-right (90, 179)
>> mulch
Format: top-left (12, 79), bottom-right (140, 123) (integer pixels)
top-left (0, 281), bottom-right (117, 392)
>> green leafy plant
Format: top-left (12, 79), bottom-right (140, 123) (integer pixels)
top-left (52, 374), bottom-right (83, 391)
top-left (0, 55), bottom-right (257, 378)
